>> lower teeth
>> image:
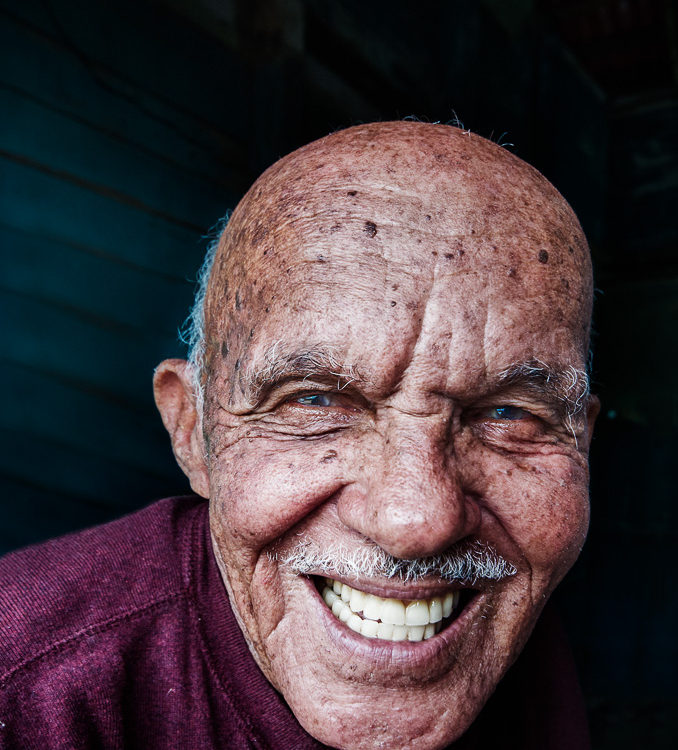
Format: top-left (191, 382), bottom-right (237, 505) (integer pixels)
top-left (321, 585), bottom-right (451, 642)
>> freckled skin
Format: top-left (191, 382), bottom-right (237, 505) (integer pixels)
top-left (153, 122), bottom-right (598, 750)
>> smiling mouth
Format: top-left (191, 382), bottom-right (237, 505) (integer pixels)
top-left (317, 577), bottom-right (471, 642)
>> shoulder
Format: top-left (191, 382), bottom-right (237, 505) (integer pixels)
top-left (0, 496), bottom-right (207, 682)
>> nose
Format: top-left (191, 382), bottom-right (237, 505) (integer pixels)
top-left (336, 420), bottom-right (481, 559)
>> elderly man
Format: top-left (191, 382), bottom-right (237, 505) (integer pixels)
top-left (0, 122), bottom-right (597, 749)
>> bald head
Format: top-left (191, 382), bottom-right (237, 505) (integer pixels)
top-left (197, 121), bottom-right (592, 393)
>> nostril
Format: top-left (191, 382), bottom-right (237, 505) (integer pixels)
top-left (336, 477), bottom-right (479, 560)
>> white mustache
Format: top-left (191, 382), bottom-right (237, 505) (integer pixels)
top-left (272, 538), bottom-right (517, 585)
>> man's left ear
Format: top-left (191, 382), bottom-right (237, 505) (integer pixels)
top-left (153, 359), bottom-right (210, 498)
top-left (585, 394), bottom-right (601, 451)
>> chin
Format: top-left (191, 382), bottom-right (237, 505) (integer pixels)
top-left (248, 565), bottom-right (536, 750)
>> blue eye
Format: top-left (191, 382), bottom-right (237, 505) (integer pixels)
top-left (296, 394), bottom-right (334, 407)
top-left (489, 406), bottom-right (527, 420)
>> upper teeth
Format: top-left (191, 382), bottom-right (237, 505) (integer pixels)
top-left (322, 578), bottom-right (460, 642)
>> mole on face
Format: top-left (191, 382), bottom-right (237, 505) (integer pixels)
top-left (538, 249), bottom-right (549, 264)
top-left (364, 221), bottom-right (378, 238)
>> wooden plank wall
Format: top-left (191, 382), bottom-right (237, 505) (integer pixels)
top-left (0, 0), bottom-right (250, 550)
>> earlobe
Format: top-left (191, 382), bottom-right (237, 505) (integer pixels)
top-left (153, 359), bottom-right (210, 498)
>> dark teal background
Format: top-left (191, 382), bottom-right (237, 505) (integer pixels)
top-left (1, 1), bottom-right (676, 747)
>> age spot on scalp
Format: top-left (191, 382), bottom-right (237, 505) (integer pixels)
top-left (538, 249), bottom-right (549, 264)
top-left (364, 221), bottom-right (378, 238)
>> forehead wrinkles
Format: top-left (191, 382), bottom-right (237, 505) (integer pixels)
top-left (202, 123), bottom-right (592, 369)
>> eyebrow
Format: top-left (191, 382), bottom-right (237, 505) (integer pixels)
top-left (240, 343), bottom-right (363, 405)
top-left (239, 346), bottom-right (590, 421)
top-left (496, 358), bottom-right (590, 420)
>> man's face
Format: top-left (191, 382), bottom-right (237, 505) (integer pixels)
top-left (158, 124), bottom-right (596, 750)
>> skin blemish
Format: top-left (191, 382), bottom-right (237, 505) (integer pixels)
top-left (568, 245), bottom-right (574, 254)
top-left (431, 251), bottom-right (438, 256)
top-left (251, 225), bottom-right (268, 246)
top-left (330, 224), bottom-right (342, 233)
top-left (390, 300), bottom-right (397, 306)
top-left (444, 253), bottom-right (454, 260)
top-left (507, 267), bottom-right (517, 278)
top-left (234, 358), bottom-right (240, 371)
top-left (364, 221), bottom-right (378, 238)
top-left (316, 254), bottom-right (326, 263)
top-left (235, 290), bottom-right (241, 310)
top-left (538, 249), bottom-right (549, 264)
top-left (321, 450), bottom-right (338, 463)
top-left (425, 214), bottom-right (432, 221)
top-left (221, 341), bottom-right (229, 358)
top-left (347, 190), bottom-right (357, 196)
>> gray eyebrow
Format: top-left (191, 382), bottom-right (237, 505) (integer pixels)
top-left (240, 342), bottom-right (363, 405)
top-left (497, 358), bottom-right (590, 422)
top-left (240, 349), bottom-right (591, 427)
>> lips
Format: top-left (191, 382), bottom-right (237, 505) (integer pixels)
top-left (320, 577), bottom-right (463, 642)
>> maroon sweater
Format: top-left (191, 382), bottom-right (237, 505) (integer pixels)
top-left (0, 497), bottom-right (590, 749)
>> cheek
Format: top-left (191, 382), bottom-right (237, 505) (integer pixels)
top-left (209, 438), bottom-right (347, 551)
top-left (483, 457), bottom-right (590, 574)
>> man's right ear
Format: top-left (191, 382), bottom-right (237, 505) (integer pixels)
top-left (153, 359), bottom-right (210, 499)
